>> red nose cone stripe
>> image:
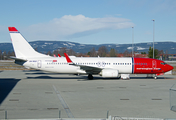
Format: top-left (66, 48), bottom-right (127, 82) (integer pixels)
top-left (8, 27), bottom-right (18, 32)
top-left (170, 66), bottom-right (174, 71)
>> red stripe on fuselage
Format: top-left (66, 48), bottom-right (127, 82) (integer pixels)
top-left (133, 58), bottom-right (165, 74)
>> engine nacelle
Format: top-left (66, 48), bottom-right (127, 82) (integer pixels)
top-left (100, 69), bottom-right (119, 78)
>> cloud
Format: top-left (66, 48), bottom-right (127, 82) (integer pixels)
top-left (151, 0), bottom-right (176, 14)
top-left (144, 31), bottom-right (152, 35)
top-left (26, 15), bottom-right (134, 41)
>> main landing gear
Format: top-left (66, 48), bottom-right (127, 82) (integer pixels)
top-left (88, 74), bottom-right (93, 80)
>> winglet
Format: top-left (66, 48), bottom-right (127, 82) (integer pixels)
top-left (64, 53), bottom-right (73, 63)
top-left (8, 27), bottom-right (18, 32)
top-left (58, 54), bottom-right (61, 57)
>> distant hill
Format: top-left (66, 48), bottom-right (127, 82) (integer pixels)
top-left (0, 41), bottom-right (176, 54)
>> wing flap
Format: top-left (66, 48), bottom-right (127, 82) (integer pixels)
top-left (79, 65), bottom-right (102, 74)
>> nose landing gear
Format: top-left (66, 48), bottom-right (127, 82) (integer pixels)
top-left (154, 76), bottom-right (157, 79)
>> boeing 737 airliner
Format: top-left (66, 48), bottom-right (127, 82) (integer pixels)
top-left (8, 27), bottom-right (173, 79)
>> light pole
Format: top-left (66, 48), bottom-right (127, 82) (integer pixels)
top-left (152, 19), bottom-right (155, 59)
top-left (132, 27), bottom-right (134, 57)
top-left (1, 52), bottom-right (4, 60)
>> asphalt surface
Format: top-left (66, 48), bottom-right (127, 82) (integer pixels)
top-left (0, 70), bottom-right (176, 119)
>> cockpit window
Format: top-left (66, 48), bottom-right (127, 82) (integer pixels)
top-left (161, 62), bottom-right (167, 65)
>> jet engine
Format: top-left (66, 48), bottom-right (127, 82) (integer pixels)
top-left (100, 69), bottom-right (119, 78)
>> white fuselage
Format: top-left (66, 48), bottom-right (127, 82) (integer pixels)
top-left (23, 57), bottom-right (133, 74)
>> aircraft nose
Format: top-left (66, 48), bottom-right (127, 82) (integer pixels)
top-left (168, 65), bottom-right (174, 71)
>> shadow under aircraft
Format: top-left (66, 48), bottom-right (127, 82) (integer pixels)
top-left (0, 78), bottom-right (21, 104)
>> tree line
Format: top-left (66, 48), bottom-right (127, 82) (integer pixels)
top-left (47, 46), bottom-right (161, 58)
top-left (0, 46), bottom-right (163, 60)
top-left (0, 50), bottom-right (15, 60)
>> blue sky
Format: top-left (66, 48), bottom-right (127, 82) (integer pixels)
top-left (0, 0), bottom-right (176, 44)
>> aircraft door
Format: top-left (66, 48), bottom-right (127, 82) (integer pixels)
top-left (152, 60), bottom-right (156, 69)
top-left (37, 60), bottom-right (42, 68)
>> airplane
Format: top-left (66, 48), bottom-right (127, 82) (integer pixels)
top-left (8, 27), bottom-right (173, 80)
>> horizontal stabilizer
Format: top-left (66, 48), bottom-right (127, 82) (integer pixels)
top-left (9, 56), bottom-right (27, 61)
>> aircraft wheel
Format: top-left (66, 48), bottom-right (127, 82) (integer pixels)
top-left (88, 74), bottom-right (93, 80)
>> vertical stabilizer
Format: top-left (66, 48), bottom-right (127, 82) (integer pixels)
top-left (8, 27), bottom-right (48, 59)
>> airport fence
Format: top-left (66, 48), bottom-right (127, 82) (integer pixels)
top-left (111, 116), bottom-right (164, 120)
top-left (170, 84), bottom-right (176, 112)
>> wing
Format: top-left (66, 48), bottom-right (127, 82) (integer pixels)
top-left (78, 65), bottom-right (102, 74)
top-left (64, 53), bottom-right (102, 74)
